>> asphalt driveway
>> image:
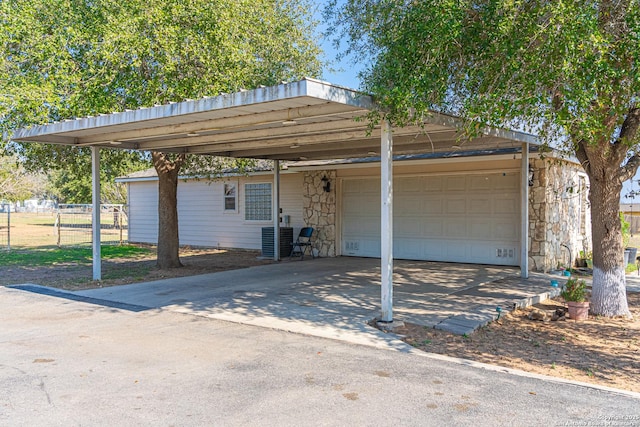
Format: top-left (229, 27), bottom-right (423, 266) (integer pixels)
top-left (1, 285), bottom-right (638, 426)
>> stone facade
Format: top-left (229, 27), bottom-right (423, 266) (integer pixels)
top-left (528, 158), bottom-right (591, 271)
top-left (302, 170), bottom-right (337, 257)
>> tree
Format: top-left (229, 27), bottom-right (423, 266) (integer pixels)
top-left (327, 0), bottom-right (639, 316)
top-left (1, 0), bottom-right (322, 268)
top-left (0, 154), bottom-right (47, 202)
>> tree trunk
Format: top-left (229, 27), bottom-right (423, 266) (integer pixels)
top-left (587, 170), bottom-right (630, 317)
top-left (152, 151), bottom-right (184, 269)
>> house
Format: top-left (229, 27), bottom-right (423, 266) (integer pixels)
top-left (12, 78), bottom-right (593, 321)
top-left (118, 148), bottom-right (591, 272)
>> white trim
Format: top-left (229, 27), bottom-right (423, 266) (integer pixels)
top-left (520, 142), bottom-right (529, 278)
top-left (380, 120), bottom-right (393, 322)
top-left (243, 182), bottom-right (273, 222)
top-left (223, 180), bottom-right (239, 214)
top-left (91, 147), bottom-right (101, 281)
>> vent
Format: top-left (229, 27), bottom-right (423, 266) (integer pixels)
top-left (496, 248), bottom-right (515, 258)
top-left (345, 241), bottom-right (360, 253)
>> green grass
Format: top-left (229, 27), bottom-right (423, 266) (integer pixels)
top-left (0, 245), bottom-right (152, 267)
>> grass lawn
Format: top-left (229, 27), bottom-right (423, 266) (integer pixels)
top-left (0, 245), bottom-right (152, 267)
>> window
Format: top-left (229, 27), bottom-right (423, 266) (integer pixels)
top-left (224, 182), bottom-right (237, 212)
top-left (245, 183), bottom-right (272, 221)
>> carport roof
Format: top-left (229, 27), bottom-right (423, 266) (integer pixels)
top-left (11, 78), bottom-right (539, 161)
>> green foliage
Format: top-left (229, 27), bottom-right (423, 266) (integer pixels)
top-left (621, 212), bottom-right (631, 248)
top-left (0, 0), bottom-right (322, 179)
top-left (0, 245), bottom-right (152, 267)
top-left (327, 1), bottom-right (640, 148)
top-left (561, 278), bottom-right (588, 303)
top-left (0, 154), bottom-right (48, 201)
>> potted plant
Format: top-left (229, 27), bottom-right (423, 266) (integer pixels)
top-left (579, 250), bottom-right (593, 269)
top-left (560, 277), bottom-right (589, 321)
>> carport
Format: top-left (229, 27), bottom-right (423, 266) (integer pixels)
top-left (11, 78), bottom-right (538, 323)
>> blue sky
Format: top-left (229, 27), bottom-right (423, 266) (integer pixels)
top-left (314, 0), bottom-right (362, 90)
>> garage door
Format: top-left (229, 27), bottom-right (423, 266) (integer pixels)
top-left (341, 172), bottom-right (520, 266)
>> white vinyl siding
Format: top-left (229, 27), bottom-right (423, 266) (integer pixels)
top-left (127, 181), bottom-right (159, 244)
top-left (341, 172), bottom-right (520, 266)
top-left (126, 174), bottom-right (304, 250)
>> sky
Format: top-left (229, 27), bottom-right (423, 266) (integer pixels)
top-left (313, 0), bottom-right (362, 90)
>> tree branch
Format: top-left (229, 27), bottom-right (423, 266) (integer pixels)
top-left (621, 153), bottom-right (640, 182)
top-left (574, 140), bottom-right (591, 175)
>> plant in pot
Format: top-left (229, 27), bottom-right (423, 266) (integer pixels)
top-left (560, 277), bottom-right (589, 321)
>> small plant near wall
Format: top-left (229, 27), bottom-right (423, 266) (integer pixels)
top-left (561, 277), bottom-right (590, 321)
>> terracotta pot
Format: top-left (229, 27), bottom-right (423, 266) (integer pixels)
top-left (567, 301), bottom-right (590, 321)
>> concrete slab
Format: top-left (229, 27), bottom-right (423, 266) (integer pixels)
top-left (45, 257), bottom-right (567, 342)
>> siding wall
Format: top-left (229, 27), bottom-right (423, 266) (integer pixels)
top-left (127, 173), bottom-right (304, 249)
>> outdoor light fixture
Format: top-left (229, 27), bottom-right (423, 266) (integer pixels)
top-left (528, 165), bottom-right (535, 187)
top-left (187, 132), bottom-right (199, 137)
top-left (282, 120), bottom-right (297, 126)
top-left (290, 143), bottom-right (300, 149)
top-left (109, 140), bottom-right (122, 145)
top-left (321, 175), bottom-right (331, 193)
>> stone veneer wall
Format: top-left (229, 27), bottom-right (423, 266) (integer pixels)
top-left (528, 158), bottom-right (591, 271)
top-left (302, 170), bottom-right (337, 257)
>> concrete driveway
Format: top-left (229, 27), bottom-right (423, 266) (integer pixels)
top-left (19, 257), bottom-right (560, 349)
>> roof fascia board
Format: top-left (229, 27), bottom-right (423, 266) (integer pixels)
top-left (12, 79), bottom-right (375, 142)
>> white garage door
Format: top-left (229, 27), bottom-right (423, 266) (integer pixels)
top-left (341, 172), bottom-right (520, 266)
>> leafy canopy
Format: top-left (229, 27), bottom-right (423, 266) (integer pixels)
top-left (1, 0), bottom-right (322, 175)
top-left (327, 0), bottom-right (640, 152)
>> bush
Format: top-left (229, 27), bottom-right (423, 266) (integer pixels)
top-left (560, 277), bottom-right (588, 302)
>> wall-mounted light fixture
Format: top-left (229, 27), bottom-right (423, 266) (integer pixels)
top-left (528, 165), bottom-right (535, 187)
top-left (321, 175), bottom-right (331, 193)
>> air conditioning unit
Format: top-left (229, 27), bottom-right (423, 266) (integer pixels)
top-left (262, 227), bottom-right (293, 258)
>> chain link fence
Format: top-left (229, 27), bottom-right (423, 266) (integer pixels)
top-left (1, 204), bottom-right (128, 249)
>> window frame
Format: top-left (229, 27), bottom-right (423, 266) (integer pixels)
top-left (244, 182), bottom-right (272, 222)
top-left (223, 181), bottom-right (238, 214)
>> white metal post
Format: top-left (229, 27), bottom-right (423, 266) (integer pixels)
top-left (521, 142), bottom-right (529, 279)
top-left (380, 119), bottom-right (394, 322)
top-left (273, 160), bottom-right (280, 261)
top-left (91, 146), bottom-right (102, 281)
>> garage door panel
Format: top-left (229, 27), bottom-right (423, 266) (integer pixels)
top-left (394, 239), bottom-right (422, 259)
top-left (470, 176), bottom-right (492, 190)
top-left (341, 172), bottom-right (520, 266)
top-left (494, 222), bottom-right (518, 239)
top-left (425, 176), bottom-right (443, 192)
top-left (423, 219), bottom-right (444, 237)
top-left (445, 176), bottom-right (466, 191)
top-left (397, 177), bottom-right (423, 192)
top-left (395, 218), bottom-right (422, 237)
top-left (470, 220), bottom-right (493, 239)
top-left (445, 220), bottom-right (467, 238)
top-left (446, 199), bottom-right (466, 213)
top-left (469, 198), bottom-right (492, 214)
top-left (396, 196), bottom-right (422, 215)
top-left (423, 199), bottom-right (443, 214)
top-left (494, 197), bottom-right (518, 214)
